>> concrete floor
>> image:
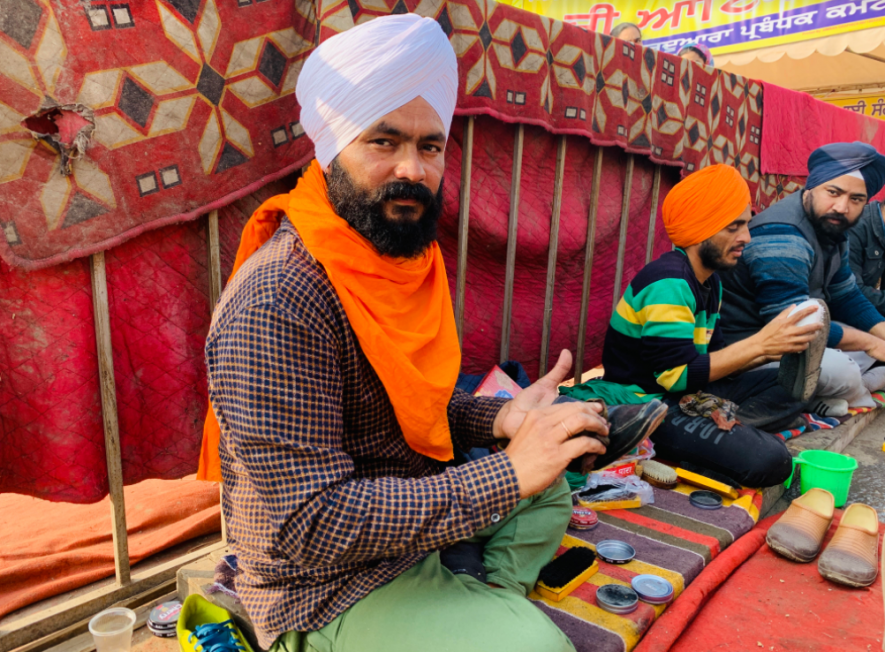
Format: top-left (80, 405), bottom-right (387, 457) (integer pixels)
top-left (840, 410), bottom-right (885, 521)
top-left (778, 410), bottom-right (885, 522)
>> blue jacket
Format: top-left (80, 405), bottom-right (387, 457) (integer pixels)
top-left (719, 191), bottom-right (883, 347)
top-left (847, 201), bottom-right (885, 317)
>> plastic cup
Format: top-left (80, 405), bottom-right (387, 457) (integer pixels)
top-left (88, 607), bottom-right (136, 652)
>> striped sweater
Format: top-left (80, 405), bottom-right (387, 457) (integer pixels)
top-left (602, 250), bottom-right (724, 397)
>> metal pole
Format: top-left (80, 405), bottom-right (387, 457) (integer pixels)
top-left (611, 155), bottom-right (635, 317)
top-left (206, 209), bottom-right (227, 544)
top-left (538, 135), bottom-right (567, 377)
top-left (207, 209), bottom-right (222, 310)
top-left (455, 116), bottom-right (475, 347)
top-left (574, 148), bottom-right (604, 385)
top-left (90, 251), bottom-right (131, 585)
top-left (500, 124), bottom-right (524, 364)
top-left (646, 165), bottom-right (662, 264)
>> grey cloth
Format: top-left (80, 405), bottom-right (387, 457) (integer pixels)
top-left (847, 201), bottom-right (885, 316)
top-left (720, 191), bottom-right (847, 345)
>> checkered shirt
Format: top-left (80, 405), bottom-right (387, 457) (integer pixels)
top-left (206, 219), bottom-right (520, 649)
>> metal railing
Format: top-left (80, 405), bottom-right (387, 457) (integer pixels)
top-left (453, 116), bottom-right (665, 383)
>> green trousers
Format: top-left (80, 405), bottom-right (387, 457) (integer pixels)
top-left (271, 479), bottom-right (575, 652)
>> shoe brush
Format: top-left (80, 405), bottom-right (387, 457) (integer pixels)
top-left (535, 547), bottom-right (599, 602)
top-left (642, 460), bottom-right (678, 490)
top-left (675, 461), bottom-right (741, 499)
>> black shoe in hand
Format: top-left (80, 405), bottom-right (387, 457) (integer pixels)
top-left (554, 396), bottom-right (667, 474)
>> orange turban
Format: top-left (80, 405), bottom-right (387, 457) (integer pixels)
top-left (662, 164), bottom-right (751, 248)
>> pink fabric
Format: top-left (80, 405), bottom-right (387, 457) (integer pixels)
top-left (760, 82), bottom-right (885, 200)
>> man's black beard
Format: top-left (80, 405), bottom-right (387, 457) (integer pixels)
top-left (325, 159), bottom-right (443, 259)
top-left (802, 190), bottom-right (853, 242)
top-left (698, 239), bottom-right (735, 272)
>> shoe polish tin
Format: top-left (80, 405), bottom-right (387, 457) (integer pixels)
top-left (148, 600), bottom-right (182, 631)
top-left (596, 540), bottom-right (636, 564)
top-left (570, 507), bottom-right (598, 530)
top-left (147, 623), bottom-right (177, 638)
top-left (631, 575), bottom-right (674, 604)
top-left (596, 584), bottom-right (639, 614)
top-left (689, 490), bottom-right (723, 510)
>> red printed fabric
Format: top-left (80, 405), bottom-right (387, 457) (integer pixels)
top-left (0, 0), bottom-right (766, 272)
top-left (0, 0), bottom-right (315, 270)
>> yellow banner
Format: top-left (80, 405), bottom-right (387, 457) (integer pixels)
top-left (820, 94), bottom-right (885, 120)
top-left (499, 0), bottom-right (885, 56)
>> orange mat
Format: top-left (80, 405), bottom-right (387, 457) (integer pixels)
top-left (0, 475), bottom-right (220, 620)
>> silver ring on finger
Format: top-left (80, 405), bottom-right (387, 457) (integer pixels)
top-left (560, 421), bottom-right (571, 438)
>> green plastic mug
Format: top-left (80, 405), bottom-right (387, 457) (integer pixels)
top-left (784, 449), bottom-right (858, 508)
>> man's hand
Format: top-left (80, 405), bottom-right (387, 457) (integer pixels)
top-left (750, 304), bottom-right (822, 358)
top-left (834, 324), bottom-right (885, 360)
top-left (493, 349), bottom-right (576, 439)
top-left (505, 401), bottom-right (608, 498)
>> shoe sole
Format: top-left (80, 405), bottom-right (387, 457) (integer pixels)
top-left (818, 567), bottom-right (877, 588)
top-left (594, 403), bottom-right (668, 469)
top-left (778, 301), bottom-right (829, 402)
top-left (765, 536), bottom-right (819, 563)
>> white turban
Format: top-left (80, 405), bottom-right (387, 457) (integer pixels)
top-left (295, 14), bottom-right (459, 169)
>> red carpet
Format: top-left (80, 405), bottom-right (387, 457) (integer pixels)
top-left (637, 510), bottom-right (884, 652)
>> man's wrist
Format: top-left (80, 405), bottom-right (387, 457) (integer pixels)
top-left (743, 334), bottom-right (765, 361)
top-left (861, 330), bottom-right (881, 351)
top-left (492, 401), bottom-right (511, 439)
top-left (751, 339), bottom-right (767, 361)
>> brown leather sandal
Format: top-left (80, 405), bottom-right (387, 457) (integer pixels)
top-left (766, 488), bottom-right (835, 563)
top-left (818, 503), bottom-right (880, 588)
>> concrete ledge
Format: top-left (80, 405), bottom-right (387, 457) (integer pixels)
top-left (786, 409), bottom-right (880, 456)
top-left (760, 482), bottom-right (786, 519)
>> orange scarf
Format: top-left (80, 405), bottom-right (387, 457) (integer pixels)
top-left (197, 161), bottom-right (460, 481)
